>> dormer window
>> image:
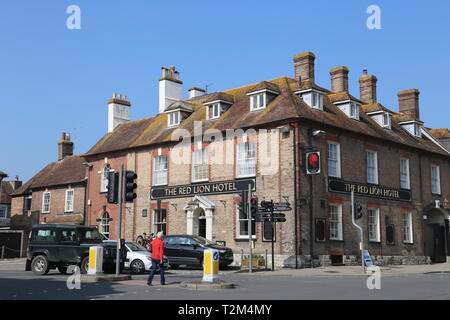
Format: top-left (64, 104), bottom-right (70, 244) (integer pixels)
top-left (296, 90), bottom-right (324, 110)
top-left (168, 111), bottom-right (180, 127)
top-left (398, 120), bottom-right (422, 138)
top-left (250, 93), bottom-right (266, 111)
top-left (203, 92), bottom-right (235, 119)
top-left (206, 102), bottom-right (227, 120)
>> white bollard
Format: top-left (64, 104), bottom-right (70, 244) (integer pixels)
top-left (87, 246), bottom-right (103, 275)
top-left (202, 248), bottom-right (220, 283)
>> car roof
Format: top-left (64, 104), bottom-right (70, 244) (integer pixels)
top-left (31, 224), bottom-right (95, 229)
top-left (164, 235), bottom-right (197, 238)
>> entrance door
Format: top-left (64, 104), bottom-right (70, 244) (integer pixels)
top-left (198, 218), bottom-right (206, 238)
top-left (426, 224), bottom-right (447, 263)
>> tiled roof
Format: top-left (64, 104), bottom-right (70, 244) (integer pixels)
top-left (293, 80), bottom-right (330, 93)
top-left (0, 181), bottom-right (14, 204)
top-left (246, 81), bottom-right (281, 94)
top-left (84, 77), bottom-right (450, 158)
top-left (361, 103), bottom-right (394, 114)
top-left (430, 128), bottom-right (450, 139)
top-left (165, 101), bottom-right (195, 112)
top-left (202, 92), bottom-right (235, 105)
top-left (12, 155), bottom-right (86, 196)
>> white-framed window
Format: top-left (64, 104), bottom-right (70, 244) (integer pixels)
top-left (236, 204), bottom-right (256, 239)
top-left (100, 163), bottom-right (111, 193)
top-left (42, 192), bottom-right (51, 213)
top-left (311, 92), bottom-right (323, 109)
top-left (350, 103), bottom-right (359, 119)
top-left (328, 142), bottom-right (341, 178)
top-left (153, 209), bottom-right (167, 235)
top-left (153, 155), bottom-right (168, 186)
top-left (368, 208), bottom-right (380, 242)
top-left (0, 205), bottom-right (8, 219)
top-left (382, 113), bottom-right (391, 128)
top-left (367, 151), bottom-right (378, 184)
top-left (236, 140), bottom-right (256, 177)
top-left (192, 148), bottom-right (209, 182)
top-left (414, 124), bottom-right (421, 137)
top-left (100, 212), bottom-right (110, 239)
top-left (168, 111), bottom-right (180, 127)
top-left (329, 204), bottom-right (343, 240)
top-left (208, 103), bottom-right (221, 120)
top-left (250, 93), bottom-right (266, 111)
top-left (65, 189), bottom-right (74, 213)
top-left (403, 212), bottom-right (413, 244)
top-left (400, 158), bottom-right (410, 189)
top-left (431, 164), bottom-right (441, 194)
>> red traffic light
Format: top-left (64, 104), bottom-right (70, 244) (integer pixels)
top-left (306, 151), bottom-right (321, 174)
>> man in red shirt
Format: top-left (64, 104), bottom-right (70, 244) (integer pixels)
top-left (147, 231), bottom-right (165, 286)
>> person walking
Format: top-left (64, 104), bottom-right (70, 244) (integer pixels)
top-left (147, 231), bottom-right (165, 286)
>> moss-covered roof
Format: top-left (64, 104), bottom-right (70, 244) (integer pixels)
top-left (430, 128), bottom-right (450, 139)
top-left (84, 76), bottom-right (450, 158)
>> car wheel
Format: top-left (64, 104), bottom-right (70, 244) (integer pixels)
top-left (57, 266), bottom-right (68, 274)
top-left (198, 257), bottom-right (204, 270)
top-left (80, 256), bottom-right (89, 274)
top-left (136, 236), bottom-right (144, 246)
top-left (130, 259), bottom-right (145, 274)
top-left (31, 255), bottom-right (50, 275)
top-left (170, 264), bottom-right (179, 269)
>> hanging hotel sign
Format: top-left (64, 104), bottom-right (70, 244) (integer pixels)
top-left (151, 178), bottom-right (256, 200)
top-left (328, 179), bottom-right (412, 202)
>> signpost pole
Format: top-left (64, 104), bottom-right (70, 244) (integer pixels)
top-left (115, 164), bottom-right (124, 276)
top-left (271, 201), bottom-right (275, 271)
top-left (248, 185), bottom-right (252, 273)
top-left (351, 191), bottom-right (364, 273)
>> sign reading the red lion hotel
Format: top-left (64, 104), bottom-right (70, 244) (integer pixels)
top-left (328, 179), bottom-right (412, 202)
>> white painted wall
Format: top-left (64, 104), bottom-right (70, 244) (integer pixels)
top-left (159, 80), bottom-right (183, 113)
top-left (108, 102), bottom-right (130, 132)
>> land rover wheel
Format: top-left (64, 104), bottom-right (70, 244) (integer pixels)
top-left (32, 255), bottom-right (50, 275)
top-left (80, 256), bottom-right (89, 274)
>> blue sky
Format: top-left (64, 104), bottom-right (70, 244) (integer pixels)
top-left (1, 0), bottom-right (449, 182)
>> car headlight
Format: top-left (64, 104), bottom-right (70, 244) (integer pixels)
top-left (219, 250), bottom-right (226, 253)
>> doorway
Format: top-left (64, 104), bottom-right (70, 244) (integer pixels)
top-left (193, 207), bottom-right (207, 238)
top-left (425, 209), bottom-right (449, 263)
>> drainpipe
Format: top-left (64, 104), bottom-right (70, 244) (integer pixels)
top-left (290, 122), bottom-right (301, 268)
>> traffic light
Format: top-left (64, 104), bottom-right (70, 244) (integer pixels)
top-left (250, 197), bottom-right (258, 219)
top-left (306, 151), bottom-right (321, 175)
top-left (354, 202), bottom-right (363, 220)
top-left (107, 172), bottom-right (119, 204)
top-left (124, 170), bottom-right (137, 203)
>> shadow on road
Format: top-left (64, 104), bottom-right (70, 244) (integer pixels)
top-left (0, 276), bottom-right (127, 300)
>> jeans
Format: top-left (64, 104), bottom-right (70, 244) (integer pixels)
top-left (147, 259), bottom-right (165, 284)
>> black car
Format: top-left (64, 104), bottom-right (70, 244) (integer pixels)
top-left (26, 224), bottom-right (127, 275)
top-left (163, 235), bottom-right (233, 269)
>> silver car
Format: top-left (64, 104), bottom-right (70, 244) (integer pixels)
top-left (103, 240), bottom-right (167, 273)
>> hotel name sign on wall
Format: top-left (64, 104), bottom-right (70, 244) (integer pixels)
top-left (151, 179), bottom-right (256, 200)
top-left (328, 179), bottom-right (412, 202)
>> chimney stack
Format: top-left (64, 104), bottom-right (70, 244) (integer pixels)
top-left (58, 132), bottom-right (73, 161)
top-left (108, 93), bottom-right (131, 132)
top-left (293, 52), bottom-right (316, 84)
top-left (398, 89), bottom-right (420, 119)
top-left (159, 66), bottom-right (183, 113)
top-left (359, 70), bottom-right (377, 104)
top-left (9, 175), bottom-right (22, 191)
top-left (188, 87), bottom-right (206, 99)
top-left (330, 66), bottom-right (349, 93)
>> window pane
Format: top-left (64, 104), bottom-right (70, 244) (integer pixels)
top-left (237, 141), bottom-right (256, 176)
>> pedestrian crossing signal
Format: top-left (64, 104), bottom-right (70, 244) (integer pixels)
top-left (306, 151), bottom-right (321, 175)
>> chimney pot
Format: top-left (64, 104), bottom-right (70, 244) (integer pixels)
top-left (330, 66), bottom-right (349, 93)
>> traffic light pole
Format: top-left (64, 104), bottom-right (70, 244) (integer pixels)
top-left (351, 191), bottom-right (365, 273)
top-left (116, 164), bottom-right (124, 276)
top-left (271, 203), bottom-right (275, 272)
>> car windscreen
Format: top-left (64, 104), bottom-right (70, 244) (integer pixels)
top-left (77, 228), bottom-right (103, 241)
top-left (191, 236), bottom-right (214, 246)
top-left (126, 242), bottom-right (147, 251)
